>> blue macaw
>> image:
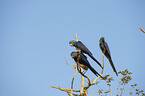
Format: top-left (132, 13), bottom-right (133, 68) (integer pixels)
top-left (99, 37), bottom-right (118, 76)
top-left (69, 40), bottom-right (103, 69)
top-left (71, 51), bottom-right (104, 79)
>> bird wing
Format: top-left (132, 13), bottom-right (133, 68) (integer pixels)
top-left (99, 43), bottom-right (104, 53)
top-left (104, 42), bottom-right (118, 76)
top-left (80, 53), bottom-right (104, 78)
top-left (74, 53), bottom-right (89, 70)
top-left (78, 53), bottom-right (90, 66)
top-left (104, 42), bottom-right (110, 55)
top-left (76, 53), bottom-right (104, 78)
top-left (108, 58), bottom-right (118, 76)
top-left (76, 41), bottom-right (92, 55)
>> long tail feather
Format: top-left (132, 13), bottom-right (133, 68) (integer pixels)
top-left (88, 65), bottom-right (104, 79)
top-left (108, 58), bottom-right (118, 76)
top-left (89, 54), bottom-right (103, 69)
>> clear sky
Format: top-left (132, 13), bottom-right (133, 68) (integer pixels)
top-left (0, 0), bottom-right (145, 96)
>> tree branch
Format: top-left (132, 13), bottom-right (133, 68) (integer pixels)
top-left (109, 85), bottom-right (112, 96)
top-left (93, 53), bottom-right (105, 83)
top-left (75, 34), bottom-right (78, 41)
top-left (80, 68), bottom-right (85, 95)
top-left (120, 84), bottom-right (128, 96)
top-left (65, 57), bottom-right (74, 70)
top-left (51, 86), bottom-right (80, 92)
top-left (113, 81), bottom-right (121, 96)
top-left (71, 64), bottom-right (78, 96)
top-left (139, 28), bottom-right (145, 33)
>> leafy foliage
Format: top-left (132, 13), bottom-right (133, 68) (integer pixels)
top-left (95, 69), bottom-right (145, 96)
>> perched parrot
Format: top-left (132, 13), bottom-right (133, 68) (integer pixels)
top-left (71, 51), bottom-right (104, 79)
top-left (99, 37), bottom-right (118, 76)
top-left (69, 40), bottom-right (103, 69)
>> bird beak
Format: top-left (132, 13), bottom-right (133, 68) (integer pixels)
top-left (71, 55), bottom-right (75, 58)
top-left (70, 43), bottom-right (73, 46)
top-left (71, 54), bottom-right (76, 58)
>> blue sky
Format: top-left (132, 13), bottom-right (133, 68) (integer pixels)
top-left (0, 0), bottom-right (145, 96)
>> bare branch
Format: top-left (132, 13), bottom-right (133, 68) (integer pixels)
top-left (51, 86), bottom-right (80, 92)
top-left (71, 64), bottom-right (78, 96)
top-left (120, 84), bottom-right (128, 96)
top-left (75, 34), bottom-right (78, 41)
top-left (65, 57), bottom-right (74, 69)
top-left (109, 85), bottom-right (112, 96)
top-left (139, 28), bottom-right (145, 33)
top-left (93, 53), bottom-right (105, 83)
top-left (90, 91), bottom-right (96, 96)
top-left (80, 68), bottom-right (85, 95)
top-left (113, 81), bottom-right (121, 96)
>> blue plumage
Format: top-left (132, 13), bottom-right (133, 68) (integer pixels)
top-left (69, 40), bottom-right (103, 69)
top-left (99, 37), bottom-right (118, 76)
top-left (71, 52), bottom-right (104, 79)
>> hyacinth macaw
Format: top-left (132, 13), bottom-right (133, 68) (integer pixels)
top-left (99, 37), bottom-right (118, 76)
top-left (71, 51), bottom-right (104, 79)
top-left (69, 40), bottom-right (103, 69)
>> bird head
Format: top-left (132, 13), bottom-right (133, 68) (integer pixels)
top-left (70, 52), bottom-right (78, 59)
top-left (99, 37), bottom-right (105, 43)
top-left (69, 40), bottom-right (76, 46)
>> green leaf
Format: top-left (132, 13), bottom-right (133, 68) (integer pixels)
top-left (107, 84), bottom-right (111, 86)
top-left (131, 85), bottom-right (134, 87)
top-left (104, 91), bottom-right (110, 93)
top-left (140, 90), bottom-right (144, 93)
top-left (134, 84), bottom-right (137, 86)
top-left (125, 69), bottom-right (128, 73)
top-left (142, 93), bottom-right (145, 96)
top-left (95, 81), bottom-right (100, 85)
top-left (98, 89), bottom-right (102, 95)
top-left (92, 83), bottom-right (95, 85)
top-left (130, 92), bottom-right (133, 95)
top-left (127, 76), bottom-right (132, 80)
top-left (136, 92), bottom-right (139, 95)
top-left (118, 71), bottom-right (121, 74)
top-left (128, 72), bottom-right (132, 75)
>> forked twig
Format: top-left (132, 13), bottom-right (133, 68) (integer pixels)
top-left (120, 83), bottom-right (128, 96)
top-left (113, 81), bottom-right (121, 96)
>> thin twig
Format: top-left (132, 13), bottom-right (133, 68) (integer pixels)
top-left (90, 91), bottom-right (96, 96)
top-left (51, 86), bottom-right (80, 92)
top-left (71, 64), bottom-right (78, 96)
top-left (109, 85), bottom-right (112, 96)
top-left (80, 68), bottom-right (85, 95)
top-left (75, 34), bottom-right (78, 41)
top-left (77, 65), bottom-right (91, 84)
top-left (139, 28), bottom-right (145, 33)
top-left (65, 57), bottom-right (74, 69)
top-left (120, 84), bottom-right (128, 96)
top-left (93, 53), bottom-right (105, 83)
top-left (67, 91), bottom-right (71, 96)
top-left (77, 64), bottom-right (90, 96)
top-left (82, 53), bottom-right (105, 96)
top-left (51, 86), bottom-right (80, 94)
top-left (96, 85), bottom-right (108, 91)
top-left (113, 81), bottom-right (121, 96)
